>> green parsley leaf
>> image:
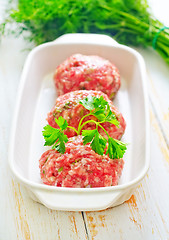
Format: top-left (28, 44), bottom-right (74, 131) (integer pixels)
top-left (93, 98), bottom-right (119, 126)
top-left (79, 95), bottom-right (95, 110)
top-left (106, 137), bottom-right (127, 159)
top-left (42, 125), bottom-right (60, 146)
top-left (55, 116), bottom-right (68, 130)
top-left (104, 105), bottom-right (119, 127)
top-left (52, 132), bottom-right (68, 154)
top-left (58, 166), bottom-right (63, 172)
top-left (80, 95), bottom-right (119, 126)
top-left (82, 129), bottom-right (98, 145)
top-left (82, 129), bottom-right (107, 156)
top-left (42, 117), bottom-right (68, 154)
top-left (93, 96), bottom-right (107, 113)
top-left (80, 95), bottom-right (107, 116)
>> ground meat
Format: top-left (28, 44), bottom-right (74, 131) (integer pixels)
top-left (47, 90), bottom-right (126, 139)
top-left (54, 54), bottom-right (121, 99)
top-left (39, 136), bottom-right (124, 188)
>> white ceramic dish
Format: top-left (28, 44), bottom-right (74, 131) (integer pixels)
top-left (8, 33), bottom-right (149, 211)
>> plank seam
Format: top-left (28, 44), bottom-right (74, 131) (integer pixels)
top-left (149, 96), bottom-right (169, 148)
top-left (81, 212), bottom-right (89, 240)
top-left (147, 70), bottom-right (169, 147)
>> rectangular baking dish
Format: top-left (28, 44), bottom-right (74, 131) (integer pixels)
top-left (8, 33), bottom-right (149, 211)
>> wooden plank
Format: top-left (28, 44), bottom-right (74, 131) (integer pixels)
top-left (0, 0), bottom-right (7, 22)
top-left (0, 176), bottom-right (88, 240)
top-left (8, 180), bottom-right (87, 240)
top-left (83, 108), bottom-right (169, 240)
top-left (137, 48), bottom-right (169, 144)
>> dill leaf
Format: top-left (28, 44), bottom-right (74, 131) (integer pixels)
top-left (1, 0), bottom-right (169, 64)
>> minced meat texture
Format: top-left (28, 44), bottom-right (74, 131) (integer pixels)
top-left (39, 136), bottom-right (124, 188)
top-left (47, 90), bottom-right (126, 139)
top-left (54, 54), bottom-right (121, 99)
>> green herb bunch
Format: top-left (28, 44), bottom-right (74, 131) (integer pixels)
top-left (43, 96), bottom-right (127, 159)
top-left (1, 0), bottom-right (169, 64)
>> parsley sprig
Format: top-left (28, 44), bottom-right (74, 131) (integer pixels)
top-left (42, 116), bottom-right (68, 154)
top-left (78, 96), bottom-right (119, 133)
top-left (43, 96), bottom-right (127, 159)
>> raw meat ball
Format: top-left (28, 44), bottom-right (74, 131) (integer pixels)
top-left (39, 136), bottom-right (124, 188)
top-left (54, 54), bottom-right (120, 99)
top-left (47, 90), bottom-right (126, 139)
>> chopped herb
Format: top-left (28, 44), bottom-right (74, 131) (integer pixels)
top-left (79, 109), bottom-right (84, 116)
top-left (58, 166), bottom-right (63, 172)
top-left (86, 77), bottom-right (92, 82)
top-left (54, 109), bottom-right (62, 114)
top-left (71, 159), bottom-right (81, 165)
top-left (74, 159), bottom-right (81, 163)
top-left (63, 102), bottom-right (71, 109)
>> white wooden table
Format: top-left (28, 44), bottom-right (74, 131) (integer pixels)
top-left (0, 1), bottom-right (169, 239)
